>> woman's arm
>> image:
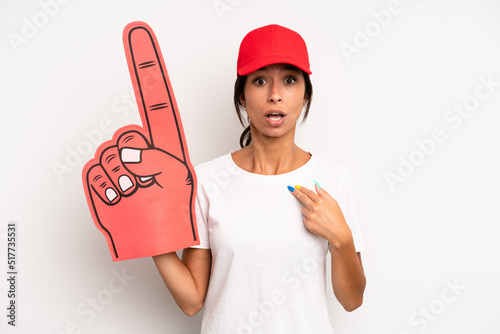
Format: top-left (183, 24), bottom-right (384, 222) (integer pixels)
top-left (152, 248), bottom-right (212, 316)
top-left (329, 242), bottom-right (365, 311)
top-left (288, 184), bottom-right (366, 311)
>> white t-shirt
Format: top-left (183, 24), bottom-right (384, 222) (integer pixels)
top-left (191, 152), bottom-right (366, 334)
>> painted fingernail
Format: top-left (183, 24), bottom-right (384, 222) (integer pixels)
top-left (121, 148), bottom-right (142, 163)
top-left (287, 186), bottom-right (295, 192)
top-left (295, 185), bottom-right (301, 190)
top-left (314, 180), bottom-right (321, 189)
top-left (119, 175), bottom-right (133, 192)
top-left (105, 188), bottom-right (118, 202)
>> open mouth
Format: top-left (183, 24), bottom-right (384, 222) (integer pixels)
top-left (266, 112), bottom-right (285, 120)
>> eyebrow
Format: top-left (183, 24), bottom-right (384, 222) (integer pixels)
top-left (284, 65), bottom-right (300, 72)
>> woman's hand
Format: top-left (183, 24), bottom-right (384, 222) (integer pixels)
top-left (288, 181), bottom-right (366, 311)
top-left (288, 182), bottom-right (352, 250)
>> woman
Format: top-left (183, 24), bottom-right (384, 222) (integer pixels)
top-left (153, 24), bottom-right (366, 333)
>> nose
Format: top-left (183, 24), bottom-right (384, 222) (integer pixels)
top-left (268, 82), bottom-right (282, 103)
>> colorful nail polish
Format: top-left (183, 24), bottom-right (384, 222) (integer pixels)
top-left (295, 185), bottom-right (301, 190)
top-left (314, 180), bottom-right (321, 189)
top-left (287, 186), bottom-right (295, 192)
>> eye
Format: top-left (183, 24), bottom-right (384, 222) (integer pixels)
top-left (284, 76), bottom-right (296, 85)
top-left (253, 77), bottom-right (267, 86)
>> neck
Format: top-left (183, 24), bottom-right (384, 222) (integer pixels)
top-left (235, 125), bottom-right (310, 175)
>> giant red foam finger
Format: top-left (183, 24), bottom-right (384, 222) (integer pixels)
top-left (82, 23), bottom-right (199, 261)
top-left (123, 22), bottom-right (187, 162)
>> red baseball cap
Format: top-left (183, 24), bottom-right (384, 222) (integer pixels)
top-left (237, 24), bottom-right (312, 76)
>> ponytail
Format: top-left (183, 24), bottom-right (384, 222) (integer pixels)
top-left (239, 126), bottom-right (252, 148)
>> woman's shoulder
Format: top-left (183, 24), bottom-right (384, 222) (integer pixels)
top-left (309, 155), bottom-right (355, 195)
top-left (311, 154), bottom-right (351, 177)
top-left (194, 154), bottom-right (227, 170)
top-left (194, 152), bottom-right (240, 181)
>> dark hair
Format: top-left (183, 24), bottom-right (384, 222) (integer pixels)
top-left (233, 69), bottom-right (313, 147)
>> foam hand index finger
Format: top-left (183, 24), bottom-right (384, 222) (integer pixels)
top-left (123, 21), bottom-right (187, 163)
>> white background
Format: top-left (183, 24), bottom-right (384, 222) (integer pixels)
top-left (1, 0), bottom-right (500, 333)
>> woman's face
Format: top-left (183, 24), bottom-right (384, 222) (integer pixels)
top-left (242, 63), bottom-right (307, 141)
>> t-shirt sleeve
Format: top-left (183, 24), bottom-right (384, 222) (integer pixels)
top-left (335, 170), bottom-right (366, 253)
top-left (189, 186), bottom-right (211, 249)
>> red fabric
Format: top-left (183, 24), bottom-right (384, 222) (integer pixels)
top-left (237, 24), bottom-right (311, 76)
